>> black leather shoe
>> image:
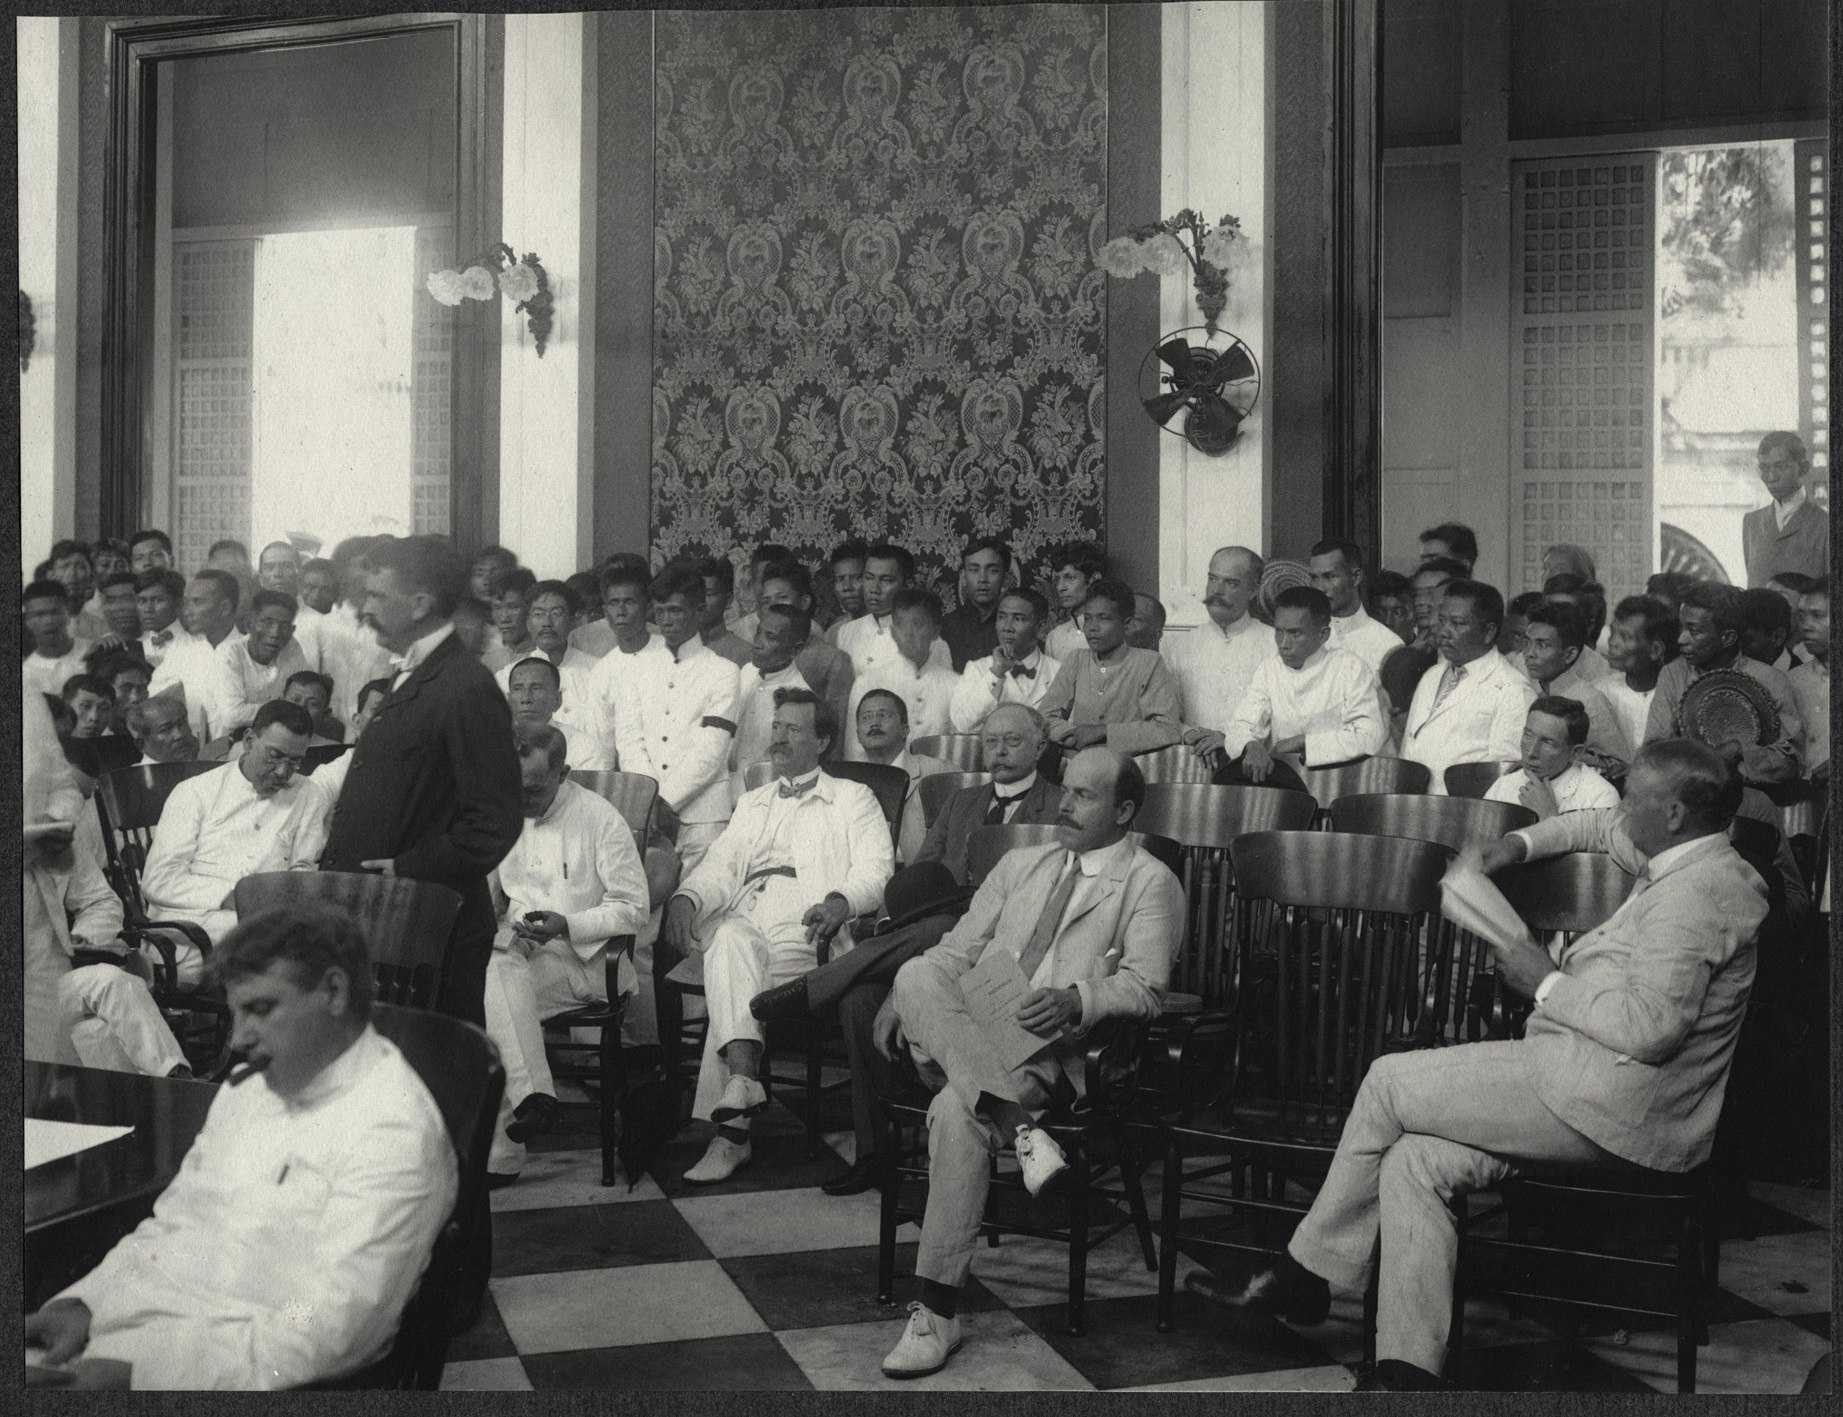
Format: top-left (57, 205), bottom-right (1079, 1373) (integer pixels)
top-left (487, 1171), bottom-right (519, 1191)
top-left (1352, 1359), bottom-right (1445, 1391)
top-left (504, 1092), bottom-right (561, 1143)
top-left (751, 977), bottom-right (810, 1024)
top-left (1184, 1254), bottom-right (1331, 1326)
top-left (820, 1155), bottom-right (879, 1196)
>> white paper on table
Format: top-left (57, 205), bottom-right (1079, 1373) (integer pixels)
top-left (25, 1118), bottom-right (134, 1170)
top-left (959, 944), bottom-right (1054, 1074)
top-left (1439, 855), bottom-right (1538, 955)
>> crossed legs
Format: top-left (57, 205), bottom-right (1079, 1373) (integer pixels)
top-left (1286, 1041), bottom-right (1616, 1376)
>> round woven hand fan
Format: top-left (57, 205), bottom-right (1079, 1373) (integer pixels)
top-left (1680, 669), bottom-right (1779, 750)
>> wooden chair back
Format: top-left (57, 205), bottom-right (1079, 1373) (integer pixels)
top-left (917, 771), bottom-right (991, 829)
top-left (1134, 784), bottom-right (1319, 1006)
top-left (962, 824), bottom-right (1185, 891)
top-left (743, 760), bottom-right (776, 793)
top-left (1444, 760), bottom-right (1521, 799)
top-left (303, 743), bottom-right (352, 774)
top-left (327, 1005), bottom-right (504, 1389)
top-left (1136, 743), bottom-right (1215, 786)
top-left (232, 871), bottom-right (463, 1010)
top-left (1293, 756), bottom-right (1431, 811)
top-left (568, 769), bottom-right (660, 844)
top-left (824, 761), bottom-right (910, 838)
top-left (1329, 792), bottom-right (1537, 854)
top-left (910, 734), bottom-right (984, 772)
top-left (93, 760), bottom-right (226, 915)
top-left (1225, 831), bottom-right (1452, 1140)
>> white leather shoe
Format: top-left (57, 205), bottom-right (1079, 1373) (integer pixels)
top-left (1014, 1124), bottom-right (1068, 1197)
top-left (881, 1301), bottom-right (963, 1378)
top-left (710, 1074), bottom-right (769, 1123)
top-left (683, 1134), bottom-right (751, 1185)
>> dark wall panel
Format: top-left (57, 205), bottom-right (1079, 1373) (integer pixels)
top-left (1382, 0), bottom-right (1462, 145)
top-left (1102, 2), bottom-right (1160, 593)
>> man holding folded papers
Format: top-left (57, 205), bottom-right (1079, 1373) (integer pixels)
top-left (1201, 739), bottom-right (1765, 1390)
top-left (873, 746), bottom-right (1183, 1379)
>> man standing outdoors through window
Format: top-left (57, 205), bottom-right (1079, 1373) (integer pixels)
top-left (1742, 431), bottom-right (1827, 587)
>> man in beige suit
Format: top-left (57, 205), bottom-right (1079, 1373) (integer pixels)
top-left (876, 746), bottom-right (1184, 1378)
top-left (1207, 739), bottom-right (1765, 1390)
top-left (1400, 580), bottom-right (1535, 793)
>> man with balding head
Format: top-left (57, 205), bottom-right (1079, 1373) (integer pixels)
top-left (1209, 740), bottom-right (1765, 1391)
top-left (876, 746), bottom-right (1184, 1377)
top-left (1168, 546), bottom-right (1276, 763)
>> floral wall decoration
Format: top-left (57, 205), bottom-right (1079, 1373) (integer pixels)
top-left (650, 5), bottom-right (1109, 590)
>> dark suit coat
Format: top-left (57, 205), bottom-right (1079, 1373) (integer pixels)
top-left (1742, 499), bottom-right (1829, 587)
top-left (323, 631), bottom-right (522, 1016)
top-left (913, 773), bottom-right (1062, 884)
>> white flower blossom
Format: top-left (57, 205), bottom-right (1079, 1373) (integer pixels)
top-left (1142, 233), bottom-right (1188, 277)
top-left (499, 262), bottom-right (540, 303)
top-left (1201, 230), bottom-right (1240, 268)
top-left (425, 269), bottom-right (467, 306)
top-left (1097, 237), bottom-right (1146, 278)
top-left (459, 266), bottom-right (499, 301)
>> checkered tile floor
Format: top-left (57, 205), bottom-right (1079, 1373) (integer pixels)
top-left (442, 1087), bottom-right (1831, 1393)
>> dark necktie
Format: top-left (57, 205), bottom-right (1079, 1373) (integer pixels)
top-left (1016, 856), bottom-right (1080, 982)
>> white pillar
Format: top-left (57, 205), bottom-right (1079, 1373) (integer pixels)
top-left (1157, 0), bottom-right (1270, 630)
top-left (18, 17), bottom-right (79, 577)
top-left (499, 12), bottom-right (596, 580)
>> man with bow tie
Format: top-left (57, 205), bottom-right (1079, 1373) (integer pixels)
top-left (1208, 739), bottom-right (1765, 1391)
top-left (875, 745), bottom-right (1183, 1378)
top-left (661, 687), bottom-right (894, 1184)
top-left (320, 536), bottom-right (523, 1025)
top-left (950, 588), bottom-right (1062, 731)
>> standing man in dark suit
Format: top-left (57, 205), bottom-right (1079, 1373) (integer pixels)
top-left (750, 702), bottom-right (1062, 1195)
top-left (1742, 431), bottom-right (1828, 587)
top-left (322, 536), bottom-right (523, 1024)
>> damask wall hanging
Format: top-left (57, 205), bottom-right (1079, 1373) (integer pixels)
top-left (650, 5), bottom-right (1109, 591)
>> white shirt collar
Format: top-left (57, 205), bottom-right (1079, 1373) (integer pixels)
top-left (1069, 833), bottom-right (1134, 878)
top-left (1644, 829), bottom-right (1726, 883)
top-left (280, 1024), bottom-right (380, 1111)
top-left (1206, 612), bottom-right (1261, 642)
top-left (391, 621), bottom-right (454, 675)
top-left (993, 770), bottom-right (1038, 801)
top-left (1282, 646), bottom-right (1331, 675)
top-left (1775, 486), bottom-right (1808, 528)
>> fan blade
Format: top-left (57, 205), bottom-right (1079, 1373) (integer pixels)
top-left (1184, 395), bottom-right (1244, 455)
top-left (1201, 343), bottom-right (1256, 388)
top-left (1143, 390), bottom-right (1191, 426)
top-left (1155, 338), bottom-right (1201, 385)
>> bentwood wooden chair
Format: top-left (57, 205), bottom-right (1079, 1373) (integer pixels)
top-left (916, 770), bottom-right (991, 829)
top-left (233, 872), bottom-right (463, 1010)
top-left (1291, 756), bottom-right (1431, 815)
top-left (1132, 784), bottom-right (1319, 1011)
top-left (962, 824), bottom-right (1186, 891)
top-left (1328, 792), bottom-right (1537, 855)
top-left (1443, 760), bottom-right (1521, 800)
top-left (1153, 830), bottom-right (1453, 1334)
top-left (1137, 743), bottom-right (1217, 786)
top-left (559, 770), bottom-right (665, 1184)
top-left (306, 1005), bottom-right (503, 1390)
top-left (1441, 854), bottom-right (1719, 1392)
top-left (910, 734), bottom-right (985, 772)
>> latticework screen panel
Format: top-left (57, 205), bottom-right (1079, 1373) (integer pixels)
top-left (412, 224), bottom-right (454, 535)
top-left (174, 241), bottom-right (255, 572)
top-left (1794, 139), bottom-right (1828, 506)
top-left (1509, 157), bottom-right (1656, 598)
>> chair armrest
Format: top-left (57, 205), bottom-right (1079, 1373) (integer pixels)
top-left (605, 935), bottom-right (636, 1002)
top-left (1158, 1010), bottom-right (1240, 1113)
top-left (122, 920), bottom-right (213, 998)
top-left (1080, 1018), bottom-right (1154, 1117)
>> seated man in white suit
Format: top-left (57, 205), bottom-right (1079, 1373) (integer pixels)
top-left (876, 747), bottom-right (1184, 1378)
top-left (1205, 740), bottom-right (1765, 1391)
top-left (661, 688), bottom-right (894, 1184)
top-left (482, 725), bottom-right (650, 1183)
top-left (1400, 580), bottom-right (1536, 793)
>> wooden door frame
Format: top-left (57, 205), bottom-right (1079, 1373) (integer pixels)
top-left (101, 12), bottom-right (499, 551)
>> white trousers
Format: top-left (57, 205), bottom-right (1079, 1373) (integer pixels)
top-left (483, 934), bottom-right (633, 1173)
top-left (25, 867), bottom-right (78, 1065)
top-left (690, 883), bottom-right (820, 1122)
top-left (58, 965), bottom-right (187, 1075)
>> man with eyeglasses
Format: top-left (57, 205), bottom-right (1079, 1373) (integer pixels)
top-left (751, 703), bottom-right (1063, 1195)
top-left (138, 700), bottom-right (328, 988)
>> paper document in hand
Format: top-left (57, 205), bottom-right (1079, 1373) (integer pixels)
top-left (25, 1118), bottom-right (134, 1170)
top-left (960, 943), bottom-right (1053, 1074)
top-left (1439, 857), bottom-right (1537, 955)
